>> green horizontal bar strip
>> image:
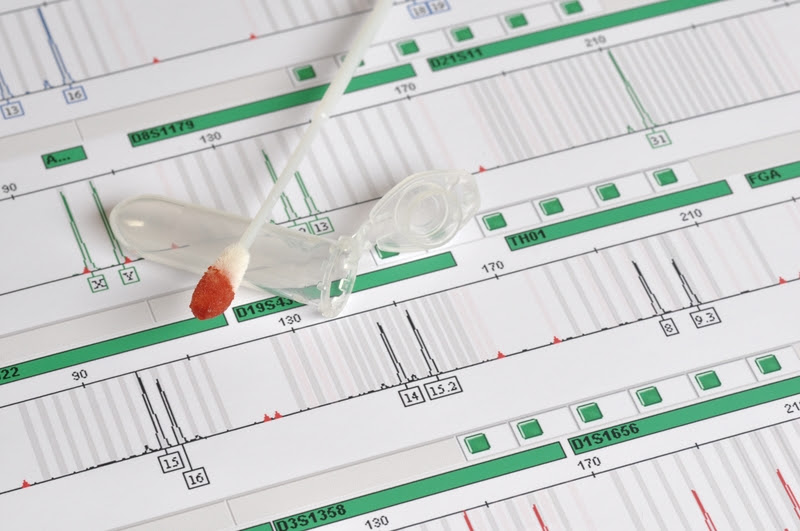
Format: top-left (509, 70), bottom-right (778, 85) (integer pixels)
top-left (234, 296), bottom-right (304, 323)
top-left (569, 376), bottom-right (800, 455)
top-left (351, 251), bottom-right (456, 293)
top-left (272, 442), bottom-right (566, 531)
top-left (242, 524), bottom-right (274, 531)
top-left (128, 64), bottom-right (416, 147)
top-left (428, 0), bottom-right (721, 71)
top-left (42, 146), bottom-right (87, 169)
top-left (745, 160), bottom-right (800, 189)
top-left (506, 181), bottom-right (732, 251)
top-left (0, 316), bottom-right (227, 386)
top-left (328, 251), bottom-right (457, 298)
top-left (233, 252), bottom-right (456, 322)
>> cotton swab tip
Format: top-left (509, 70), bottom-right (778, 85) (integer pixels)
top-left (189, 244), bottom-right (250, 320)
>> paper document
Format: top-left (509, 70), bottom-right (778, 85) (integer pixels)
top-left (2, 0), bottom-right (800, 529)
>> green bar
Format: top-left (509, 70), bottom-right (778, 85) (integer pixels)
top-left (427, 0), bottom-right (721, 71)
top-left (506, 181), bottom-right (732, 251)
top-left (128, 64), bottom-right (416, 147)
top-left (569, 376), bottom-right (800, 455)
top-left (41, 146), bottom-right (87, 169)
top-left (272, 442), bottom-right (566, 531)
top-left (351, 251), bottom-right (456, 293)
top-left (233, 252), bottom-right (456, 323)
top-left (745, 160), bottom-right (800, 189)
top-left (233, 296), bottom-right (304, 323)
top-left (0, 316), bottom-right (227, 386)
top-left (242, 524), bottom-right (274, 531)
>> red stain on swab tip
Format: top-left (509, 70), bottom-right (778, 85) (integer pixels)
top-left (190, 266), bottom-right (234, 320)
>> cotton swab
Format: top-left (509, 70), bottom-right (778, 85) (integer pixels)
top-left (189, 0), bottom-right (393, 320)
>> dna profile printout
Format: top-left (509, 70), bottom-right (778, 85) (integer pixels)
top-left (2, 0), bottom-right (800, 529)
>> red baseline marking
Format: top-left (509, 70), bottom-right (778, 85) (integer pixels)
top-left (777, 468), bottom-right (800, 521)
top-left (532, 504), bottom-right (550, 531)
top-left (249, 33), bottom-right (257, 39)
top-left (273, 411), bottom-right (283, 419)
top-left (691, 490), bottom-right (718, 531)
top-left (779, 277), bottom-right (788, 284)
top-left (478, 166), bottom-right (486, 173)
top-left (123, 256), bottom-right (132, 264)
top-left (552, 336), bottom-right (562, 344)
top-left (152, 57), bottom-right (160, 63)
top-left (497, 351), bottom-right (506, 359)
top-left (462, 511), bottom-right (475, 531)
top-left (21, 480), bottom-right (30, 488)
top-left (263, 414), bottom-right (272, 422)
top-left (82, 266), bottom-right (91, 274)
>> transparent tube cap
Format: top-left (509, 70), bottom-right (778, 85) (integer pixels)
top-left (110, 169), bottom-right (479, 317)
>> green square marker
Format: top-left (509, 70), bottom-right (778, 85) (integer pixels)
top-left (517, 419), bottom-right (543, 439)
top-left (375, 245), bottom-right (399, 259)
top-left (636, 386), bottom-right (662, 407)
top-left (695, 370), bottom-right (721, 390)
top-left (755, 354), bottom-right (782, 375)
top-left (464, 433), bottom-right (490, 454)
top-left (562, 1), bottom-right (584, 15)
top-left (452, 27), bottom-right (474, 42)
top-left (539, 198), bottom-right (564, 216)
top-left (576, 402), bottom-right (603, 423)
top-left (654, 168), bottom-right (678, 186)
top-left (596, 183), bottom-right (620, 201)
top-left (293, 65), bottom-right (316, 81)
top-left (483, 213), bottom-right (507, 231)
top-left (505, 13), bottom-right (528, 29)
top-left (397, 40), bottom-right (419, 55)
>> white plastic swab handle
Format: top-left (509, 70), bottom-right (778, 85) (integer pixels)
top-left (238, 0), bottom-right (393, 250)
